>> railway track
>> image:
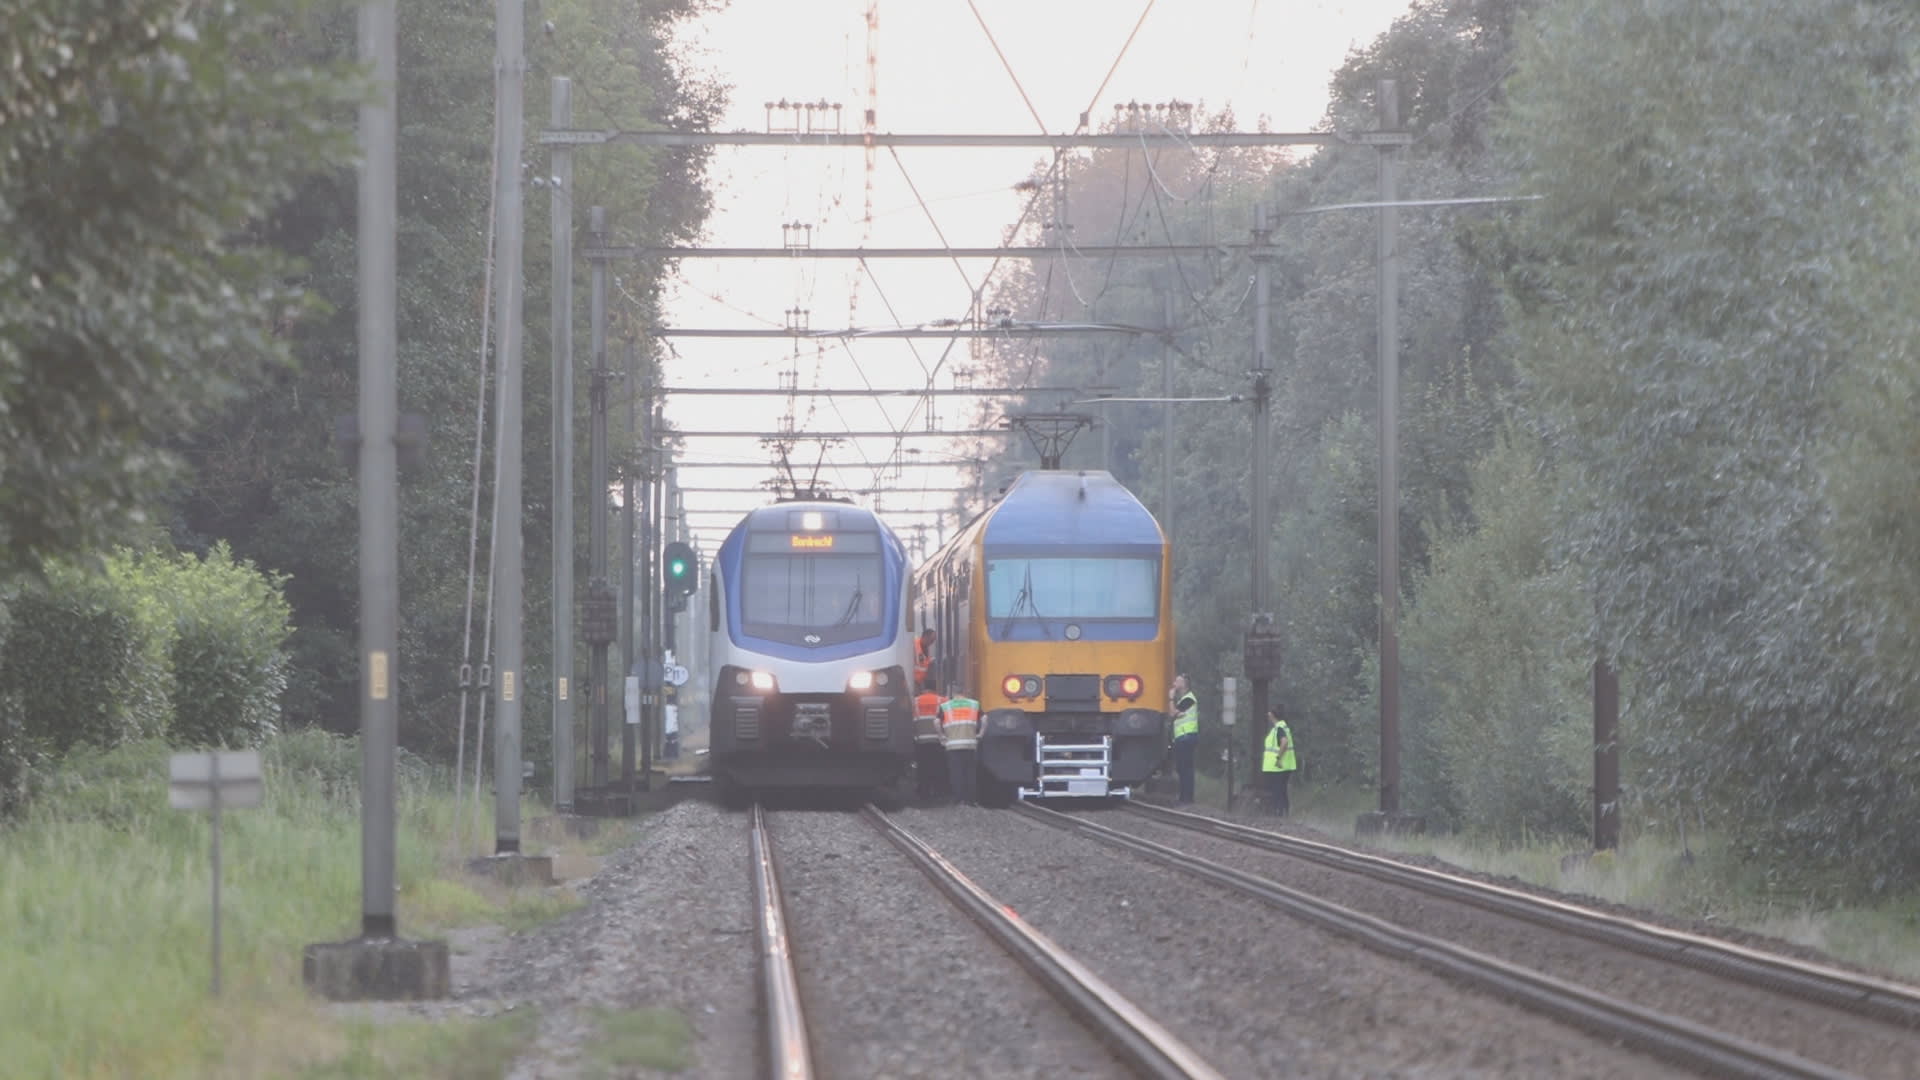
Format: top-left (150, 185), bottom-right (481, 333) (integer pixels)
top-left (747, 804), bottom-right (814, 1080)
top-left (1021, 801), bottom-right (1894, 1080)
top-left (745, 802), bottom-right (1227, 1080)
top-left (1123, 801), bottom-right (1920, 1028)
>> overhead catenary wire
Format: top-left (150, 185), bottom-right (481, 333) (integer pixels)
top-left (453, 73), bottom-right (503, 856)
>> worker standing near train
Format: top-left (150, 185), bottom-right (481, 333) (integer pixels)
top-left (1262, 705), bottom-right (1297, 816)
top-left (913, 687), bottom-right (947, 803)
top-left (913, 627), bottom-right (936, 692)
top-left (937, 690), bottom-right (981, 806)
top-left (1169, 674), bottom-right (1200, 805)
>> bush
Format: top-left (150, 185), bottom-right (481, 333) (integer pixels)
top-left (1370, 430), bottom-right (1599, 841)
top-left (0, 561), bottom-right (171, 762)
top-left (0, 545), bottom-right (294, 816)
top-left (136, 543), bottom-right (292, 747)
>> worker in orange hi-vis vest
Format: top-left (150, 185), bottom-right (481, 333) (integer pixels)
top-left (913, 688), bottom-right (947, 803)
top-left (937, 692), bottom-right (981, 806)
top-left (913, 628), bottom-right (936, 691)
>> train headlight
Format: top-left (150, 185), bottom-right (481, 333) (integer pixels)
top-left (1001, 675), bottom-right (1023, 697)
top-left (749, 670), bottom-right (776, 691)
top-left (849, 670), bottom-right (874, 691)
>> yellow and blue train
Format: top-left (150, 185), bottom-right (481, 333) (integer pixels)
top-left (913, 470), bottom-right (1174, 804)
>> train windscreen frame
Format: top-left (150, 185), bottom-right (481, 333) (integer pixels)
top-left (984, 555), bottom-right (1159, 622)
top-left (739, 530), bottom-right (885, 646)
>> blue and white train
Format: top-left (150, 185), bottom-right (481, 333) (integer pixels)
top-left (705, 498), bottom-right (917, 795)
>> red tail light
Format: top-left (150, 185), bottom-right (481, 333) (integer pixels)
top-left (1002, 675), bottom-right (1042, 701)
top-left (1104, 674), bottom-right (1144, 701)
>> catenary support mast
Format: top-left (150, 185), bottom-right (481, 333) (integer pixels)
top-left (549, 76), bottom-right (575, 812)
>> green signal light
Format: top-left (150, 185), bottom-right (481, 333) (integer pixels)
top-left (669, 559), bottom-right (687, 576)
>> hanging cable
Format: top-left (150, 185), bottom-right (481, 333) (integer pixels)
top-left (453, 80), bottom-right (503, 855)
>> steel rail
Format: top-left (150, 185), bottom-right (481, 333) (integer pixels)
top-left (859, 806), bottom-right (1225, 1080)
top-left (1020, 804), bottom-right (1851, 1080)
top-left (1125, 801), bottom-right (1920, 1029)
top-left (750, 804), bottom-right (814, 1080)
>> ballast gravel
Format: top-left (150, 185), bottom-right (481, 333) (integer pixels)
top-left (768, 808), bottom-right (1123, 1078)
top-left (496, 800), bottom-right (760, 1079)
top-left (895, 805), bottom-right (1687, 1079)
top-left (1107, 811), bottom-right (1920, 1078)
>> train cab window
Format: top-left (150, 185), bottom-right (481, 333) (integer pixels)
top-left (986, 556), bottom-right (1159, 621)
top-left (738, 531), bottom-right (884, 645)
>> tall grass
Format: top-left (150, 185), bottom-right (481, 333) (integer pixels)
top-left (0, 730), bottom-right (547, 1079)
top-left (1270, 780), bottom-right (1920, 983)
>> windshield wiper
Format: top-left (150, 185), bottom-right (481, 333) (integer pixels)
top-left (998, 564), bottom-right (1051, 640)
top-left (833, 579), bottom-right (866, 627)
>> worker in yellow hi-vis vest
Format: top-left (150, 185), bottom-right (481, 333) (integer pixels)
top-left (1169, 674), bottom-right (1199, 805)
top-left (1262, 705), bottom-right (1298, 816)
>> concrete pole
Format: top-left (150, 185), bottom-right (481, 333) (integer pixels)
top-left (357, 0), bottom-right (400, 936)
top-left (621, 342), bottom-right (638, 790)
top-left (1248, 204), bottom-right (1275, 774)
top-left (549, 76), bottom-right (575, 813)
top-left (588, 206), bottom-right (610, 790)
top-left (1375, 78), bottom-right (1403, 817)
top-left (1594, 658), bottom-right (1620, 850)
top-left (638, 396), bottom-right (656, 791)
top-left (489, 0), bottom-right (526, 854)
top-left (1161, 285), bottom-right (1175, 551)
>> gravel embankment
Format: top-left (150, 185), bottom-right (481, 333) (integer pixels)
top-left (895, 806), bottom-right (1688, 1079)
top-left (497, 800), bottom-right (759, 1079)
top-left (768, 809), bottom-right (1123, 1078)
top-left (1106, 811), bottom-right (1920, 1078)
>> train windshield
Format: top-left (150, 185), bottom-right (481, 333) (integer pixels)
top-left (985, 557), bottom-right (1159, 621)
top-left (740, 551), bottom-right (885, 636)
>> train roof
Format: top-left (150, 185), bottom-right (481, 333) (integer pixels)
top-left (981, 470), bottom-right (1163, 551)
top-left (733, 500), bottom-right (889, 534)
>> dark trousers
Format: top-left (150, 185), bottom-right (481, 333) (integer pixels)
top-left (1172, 735), bottom-right (1198, 804)
top-left (914, 741), bottom-right (947, 800)
top-left (1265, 769), bottom-right (1291, 816)
top-left (946, 747), bottom-right (978, 805)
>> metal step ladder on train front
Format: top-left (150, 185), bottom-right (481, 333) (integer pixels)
top-left (1018, 734), bottom-right (1130, 800)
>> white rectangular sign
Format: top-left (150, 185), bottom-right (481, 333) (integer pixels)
top-left (169, 750), bottom-right (264, 811)
top-left (625, 676), bottom-right (641, 726)
top-left (1222, 677), bottom-right (1238, 728)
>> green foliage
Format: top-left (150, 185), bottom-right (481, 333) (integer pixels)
top-left (134, 543), bottom-right (293, 747)
top-left (0, 561), bottom-right (171, 763)
top-left (0, 0), bottom-right (356, 580)
top-left (1496, 0), bottom-right (1920, 889)
top-left (588, 1005), bottom-right (695, 1072)
top-left (304, 1010), bottom-right (541, 1080)
top-left (171, 0), bottom-right (720, 776)
top-left (0, 731), bottom-right (474, 1079)
top-left (0, 546), bottom-right (295, 812)
top-left (1381, 429), bottom-right (1594, 839)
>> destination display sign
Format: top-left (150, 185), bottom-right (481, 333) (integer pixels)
top-left (790, 534), bottom-right (834, 549)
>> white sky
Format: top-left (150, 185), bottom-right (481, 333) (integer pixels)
top-left (662, 0), bottom-right (1413, 553)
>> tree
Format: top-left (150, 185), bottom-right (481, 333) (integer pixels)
top-left (168, 0), bottom-right (721, 761)
top-left (0, 0), bottom-right (352, 579)
top-left (1497, 0), bottom-right (1920, 889)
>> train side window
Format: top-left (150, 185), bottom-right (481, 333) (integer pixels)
top-left (708, 573), bottom-right (720, 633)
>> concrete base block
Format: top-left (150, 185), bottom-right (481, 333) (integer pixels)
top-left (303, 936), bottom-right (450, 1001)
top-left (466, 852), bottom-right (556, 886)
top-left (1355, 810), bottom-right (1428, 837)
top-left (573, 785), bottom-right (638, 818)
